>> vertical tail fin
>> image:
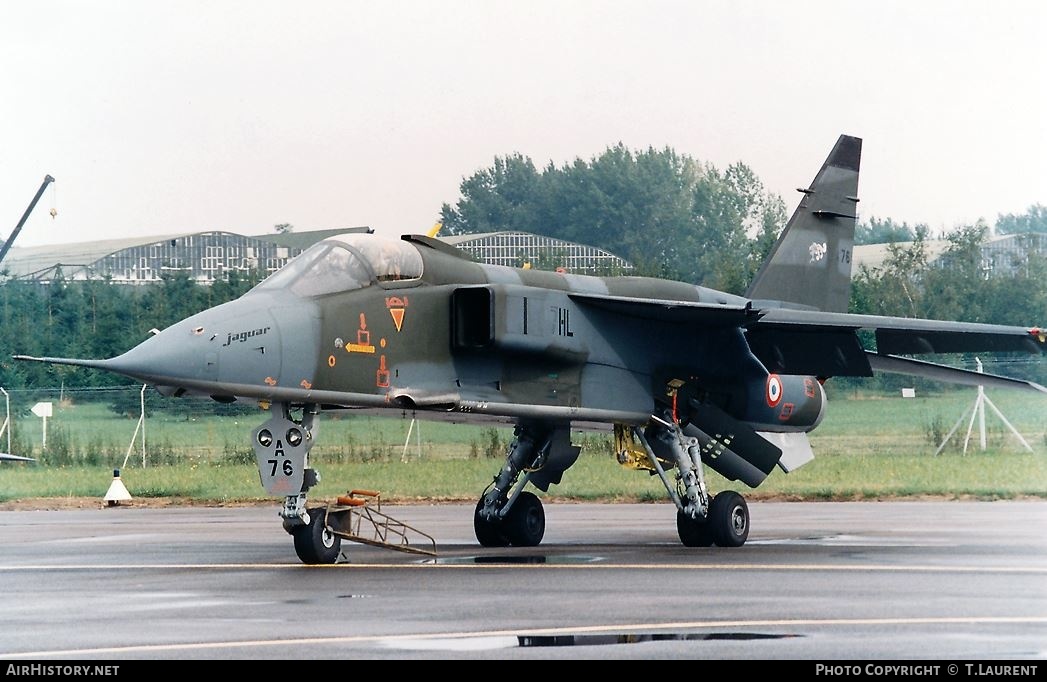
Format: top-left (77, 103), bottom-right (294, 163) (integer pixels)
top-left (745, 135), bottom-right (862, 313)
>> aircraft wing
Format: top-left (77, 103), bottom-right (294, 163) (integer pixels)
top-left (746, 307), bottom-right (1047, 383)
top-left (570, 293), bottom-right (1046, 389)
top-left (754, 308), bottom-right (1046, 354)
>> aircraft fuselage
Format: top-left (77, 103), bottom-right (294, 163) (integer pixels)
top-left (118, 243), bottom-right (824, 438)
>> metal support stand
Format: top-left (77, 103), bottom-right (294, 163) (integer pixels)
top-left (400, 416), bottom-right (422, 462)
top-left (122, 384), bottom-right (148, 468)
top-left (935, 358), bottom-right (1034, 455)
top-left (0, 387), bottom-right (10, 455)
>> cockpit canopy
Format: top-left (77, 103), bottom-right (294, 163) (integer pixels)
top-left (252, 234), bottom-right (423, 297)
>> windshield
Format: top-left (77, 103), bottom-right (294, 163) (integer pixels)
top-left (252, 234), bottom-right (423, 297)
top-left (347, 235), bottom-right (424, 282)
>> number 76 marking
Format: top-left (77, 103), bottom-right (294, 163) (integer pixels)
top-left (268, 459), bottom-right (293, 476)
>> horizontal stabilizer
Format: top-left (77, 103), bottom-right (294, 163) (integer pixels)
top-left (867, 353), bottom-right (1047, 394)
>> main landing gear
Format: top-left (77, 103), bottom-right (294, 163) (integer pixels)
top-left (473, 423), bottom-right (549, 547)
top-left (471, 415), bottom-right (748, 550)
top-left (473, 421), bottom-right (580, 548)
top-left (618, 413), bottom-right (750, 548)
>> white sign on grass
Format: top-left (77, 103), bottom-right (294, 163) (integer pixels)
top-left (31, 401), bottom-right (52, 417)
top-left (31, 401), bottom-right (52, 449)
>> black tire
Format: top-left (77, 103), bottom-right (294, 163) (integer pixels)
top-left (504, 491), bottom-right (545, 547)
top-left (708, 491), bottom-right (749, 548)
top-left (292, 507), bottom-right (341, 564)
top-left (676, 509), bottom-right (714, 547)
top-left (474, 497), bottom-right (510, 547)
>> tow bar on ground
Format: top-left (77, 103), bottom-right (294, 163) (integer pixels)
top-left (322, 489), bottom-right (437, 557)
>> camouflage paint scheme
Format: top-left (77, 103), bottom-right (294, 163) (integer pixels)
top-left (18, 135), bottom-right (1046, 561)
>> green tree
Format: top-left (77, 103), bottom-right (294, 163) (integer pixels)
top-left (136, 271), bottom-right (207, 339)
top-left (440, 153), bottom-right (545, 236)
top-left (851, 232), bottom-right (931, 319)
top-left (855, 217), bottom-right (929, 245)
top-left (0, 281), bottom-right (47, 387)
top-left (746, 193), bottom-right (787, 284)
top-left (81, 279), bottom-right (133, 367)
top-left (440, 144), bottom-right (786, 290)
top-left (995, 204), bottom-right (1047, 235)
top-left (923, 222), bottom-right (992, 323)
top-left (207, 269), bottom-right (266, 309)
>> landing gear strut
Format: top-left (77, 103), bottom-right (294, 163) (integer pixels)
top-left (473, 422), bottom-right (555, 548)
top-left (624, 412), bottom-right (750, 548)
top-left (252, 402), bottom-right (341, 564)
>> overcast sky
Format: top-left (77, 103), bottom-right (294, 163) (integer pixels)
top-left (3, 1), bottom-right (1045, 249)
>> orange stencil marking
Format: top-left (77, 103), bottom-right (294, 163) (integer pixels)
top-left (264, 376), bottom-right (277, 386)
top-left (328, 355), bottom-right (337, 367)
top-left (300, 379), bottom-right (312, 390)
top-left (389, 308), bottom-right (405, 332)
top-left (386, 296), bottom-right (408, 332)
top-left (347, 312), bottom-right (376, 353)
top-left (357, 313), bottom-right (370, 345)
top-left (376, 354), bottom-right (390, 388)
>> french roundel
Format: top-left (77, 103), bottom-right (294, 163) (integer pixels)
top-left (766, 374), bottom-right (783, 407)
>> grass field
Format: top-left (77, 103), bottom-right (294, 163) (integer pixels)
top-left (1, 388), bottom-right (1045, 504)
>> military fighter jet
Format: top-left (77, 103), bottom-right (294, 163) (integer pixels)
top-left (15, 135), bottom-right (1047, 563)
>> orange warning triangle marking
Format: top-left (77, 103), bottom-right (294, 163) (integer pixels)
top-left (389, 308), bottom-right (405, 332)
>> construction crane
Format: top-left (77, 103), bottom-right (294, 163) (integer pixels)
top-left (0, 174), bottom-right (55, 266)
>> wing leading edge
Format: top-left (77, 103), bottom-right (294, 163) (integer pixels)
top-left (568, 292), bottom-right (760, 326)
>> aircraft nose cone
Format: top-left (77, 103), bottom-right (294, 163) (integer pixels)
top-left (99, 292), bottom-right (320, 400)
top-left (106, 299), bottom-right (281, 394)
